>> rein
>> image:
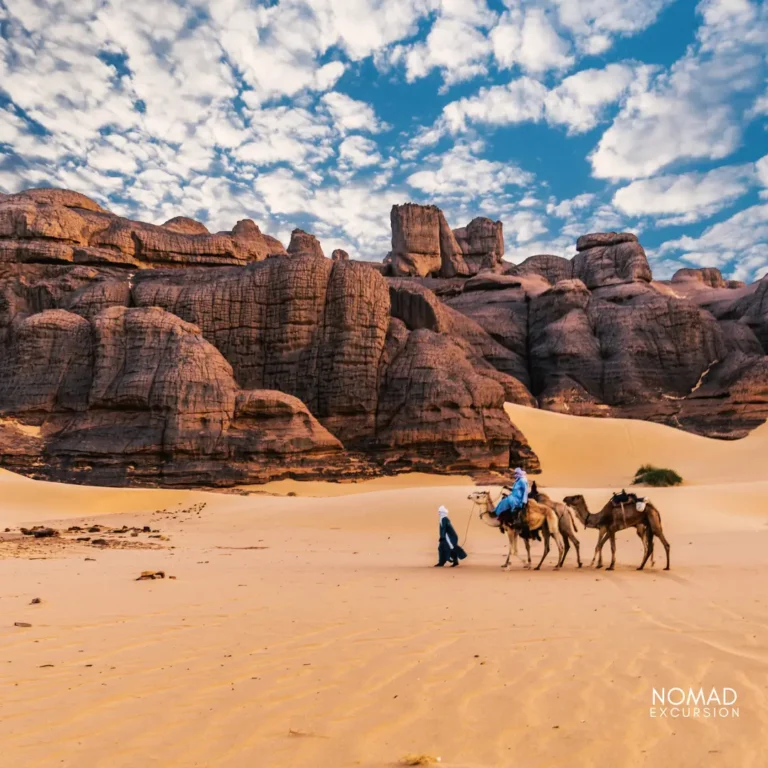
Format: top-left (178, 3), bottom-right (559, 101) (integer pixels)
top-left (463, 491), bottom-right (503, 546)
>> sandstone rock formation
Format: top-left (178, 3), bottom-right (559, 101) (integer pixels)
top-left (390, 204), bottom-right (470, 278)
top-left (571, 232), bottom-right (651, 289)
top-left (672, 267), bottom-right (727, 289)
top-left (508, 254), bottom-right (572, 284)
top-left (0, 188), bottom-right (287, 269)
top-left (442, 240), bottom-right (767, 437)
top-left (0, 187), bottom-right (765, 488)
top-left (453, 217), bottom-right (504, 274)
top-left (0, 303), bottom-right (346, 485)
top-left (0, 203), bottom-right (534, 486)
top-left (162, 216), bottom-right (210, 235)
top-left (287, 229), bottom-right (324, 259)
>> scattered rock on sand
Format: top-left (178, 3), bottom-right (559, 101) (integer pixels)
top-left (136, 570), bottom-right (166, 580)
top-left (20, 527), bottom-right (58, 538)
top-left (400, 755), bottom-right (440, 766)
top-left (14, 622), bottom-right (32, 628)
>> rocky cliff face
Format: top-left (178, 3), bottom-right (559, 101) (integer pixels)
top-left (0, 188), bottom-right (765, 487)
top-left (390, 204), bottom-right (506, 278)
top-left (0, 188), bottom-right (286, 269)
top-left (0, 191), bottom-right (532, 485)
top-left (445, 249), bottom-right (767, 438)
top-left (453, 217), bottom-right (504, 274)
top-left (390, 204), bottom-right (471, 278)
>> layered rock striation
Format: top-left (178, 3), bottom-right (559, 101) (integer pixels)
top-left (0, 188), bottom-right (287, 269)
top-left (0, 188), bottom-right (766, 489)
top-left (0, 194), bottom-right (533, 485)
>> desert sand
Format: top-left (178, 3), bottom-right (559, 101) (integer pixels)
top-left (1, 408), bottom-right (767, 768)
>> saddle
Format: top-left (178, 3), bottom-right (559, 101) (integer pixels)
top-left (612, 490), bottom-right (647, 512)
top-left (498, 503), bottom-right (542, 542)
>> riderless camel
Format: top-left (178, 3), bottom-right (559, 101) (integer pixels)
top-left (563, 494), bottom-right (671, 571)
top-left (468, 490), bottom-right (565, 570)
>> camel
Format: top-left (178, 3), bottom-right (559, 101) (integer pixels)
top-left (529, 483), bottom-right (582, 568)
top-left (468, 490), bottom-right (565, 570)
top-left (564, 494), bottom-right (671, 571)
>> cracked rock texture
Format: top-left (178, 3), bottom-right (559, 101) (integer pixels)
top-left (0, 188), bottom-right (766, 487)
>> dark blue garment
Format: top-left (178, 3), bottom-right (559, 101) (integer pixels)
top-left (437, 516), bottom-right (467, 565)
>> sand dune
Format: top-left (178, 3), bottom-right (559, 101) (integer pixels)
top-left (1, 408), bottom-right (767, 767)
top-left (506, 402), bottom-right (768, 487)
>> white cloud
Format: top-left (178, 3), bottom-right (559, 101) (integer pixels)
top-left (235, 106), bottom-right (335, 170)
top-left (613, 163), bottom-right (759, 225)
top-left (338, 135), bottom-right (382, 168)
top-left (591, 0), bottom-right (768, 180)
top-left (442, 63), bottom-right (642, 135)
top-left (660, 203), bottom-right (768, 281)
top-left (406, 142), bottom-right (533, 199)
top-left (554, 0), bottom-right (674, 48)
top-left (320, 92), bottom-right (386, 133)
top-left (505, 210), bottom-right (550, 244)
top-left (491, 7), bottom-right (573, 75)
top-left (442, 77), bottom-right (547, 132)
top-left (388, 0), bottom-right (496, 88)
top-left (757, 154), bottom-right (768, 187)
top-left (749, 89), bottom-right (768, 118)
top-left (545, 63), bottom-right (650, 134)
top-left (547, 193), bottom-right (596, 219)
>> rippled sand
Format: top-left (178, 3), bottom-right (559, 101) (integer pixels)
top-left (1, 408), bottom-right (767, 767)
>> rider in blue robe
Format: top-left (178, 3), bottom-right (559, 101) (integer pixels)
top-left (494, 468), bottom-right (529, 526)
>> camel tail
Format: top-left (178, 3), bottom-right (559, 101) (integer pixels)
top-left (566, 504), bottom-right (579, 532)
top-left (645, 516), bottom-right (655, 552)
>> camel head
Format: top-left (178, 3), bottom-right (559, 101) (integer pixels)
top-left (467, 490), bottom-right (501, 527)
top-left (564, 494), bottom-right (589, 523)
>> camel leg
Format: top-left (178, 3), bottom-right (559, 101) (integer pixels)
top-left (657, 532), bottom-right (671, 570)
top-left (606, 532), bottom-right (617, 571)
top-left (552, 526), bottom-right (565, 569)
top-left (638, 527), bottom-right (654, 571)
top-left (523, 537), bottom-right (532, 569)
top-left (592, 530), bottom-right (609, 568)
top-left (570, 532), bottom-right (582, 568)
top-left (535, 529), bottom-right (550, 571)
top-left (561, 536), bottom-right (570, 565)
top-left (503, 530), bottom-right (513, 569)
top-left (636, 525), bottom-right (655, 568)
top-left (648, 509), bottom-right (671, 570)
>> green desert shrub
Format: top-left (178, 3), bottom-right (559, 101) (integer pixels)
top-left (633, 464), bottom-right (683, 487)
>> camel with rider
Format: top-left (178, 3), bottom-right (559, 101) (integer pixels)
top-left (468, 490), bottom-right (565, 570)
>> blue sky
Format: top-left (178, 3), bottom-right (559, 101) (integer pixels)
top-left (0, 0), bottom-right (766, 280)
